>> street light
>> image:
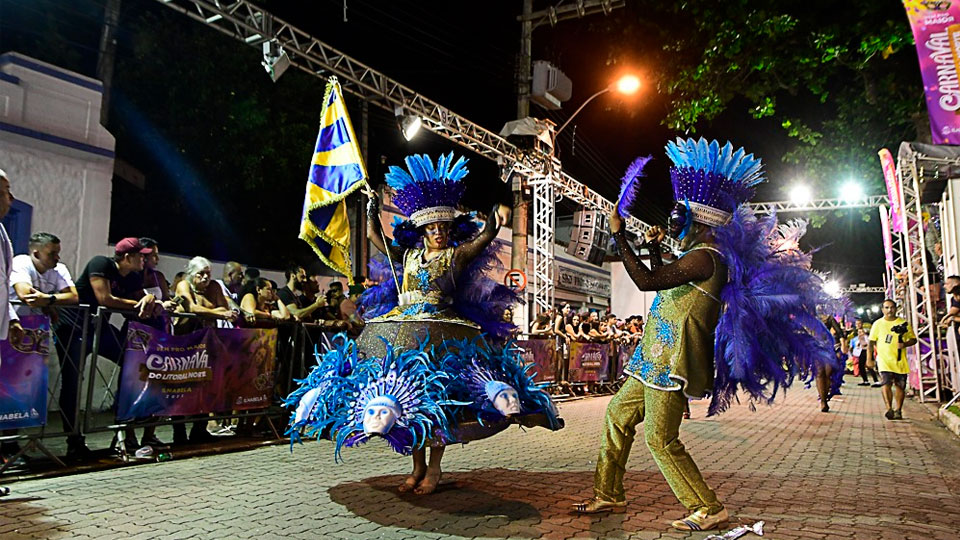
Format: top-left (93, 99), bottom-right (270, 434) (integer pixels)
top-left (840, 180), bottom-right (864, 202)
top-left (555, 73), bottom-right (641, 136)
top-left (789, 184), bottom-right (812, 205)
top-left (824, 279), bottom-right (841, 298)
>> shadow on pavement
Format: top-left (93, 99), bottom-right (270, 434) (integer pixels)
top-left (329, 467), bottom-right (686, 539)
top-left (0, 495), bottom-right (69, 538)
top-left (330, 465), bottom-right (960, 540)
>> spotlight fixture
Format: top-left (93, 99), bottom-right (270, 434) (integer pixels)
top-left (394, 106), bottom-right (422, 141)
top-left (261, 39), bottom-right (290, 82)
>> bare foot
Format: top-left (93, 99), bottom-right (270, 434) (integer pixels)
top-left (398, 468), bottom-right (425, 493)
top-left (413, 469), bottom-right (441, 495)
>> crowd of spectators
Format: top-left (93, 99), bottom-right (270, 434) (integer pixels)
top-left (528, 302), bottom-right (643, 346)
top-left (0, 220), bottom-right (369, 463)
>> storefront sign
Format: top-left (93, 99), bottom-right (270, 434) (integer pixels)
top-left (557, 265), bottom-right (610, 297)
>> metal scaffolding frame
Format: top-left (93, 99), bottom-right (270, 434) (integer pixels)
top-left (745, 195), bottom-right (887, 214)
top-left (155, 0), bottom-right (663, 319)
top-left (894, 142), bottom-right (958, 403)
top-left (941, 181), bottom-right (960, 401)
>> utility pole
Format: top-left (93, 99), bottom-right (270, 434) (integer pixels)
top-left (96, 0), bottom-right (122, 124)
top-left (510, 0), bottom-right (533, 284)
top-left (511, 0), bottom-right (624, 323)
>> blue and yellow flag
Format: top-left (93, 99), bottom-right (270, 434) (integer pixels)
top-left (299, 77), bottom-right (367, 282)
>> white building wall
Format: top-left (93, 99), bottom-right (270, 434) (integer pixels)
top-left (0, 52), bottom-right (115, 276)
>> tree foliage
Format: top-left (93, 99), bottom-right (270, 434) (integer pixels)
top-left (613, 1), bottom-right (923, 193)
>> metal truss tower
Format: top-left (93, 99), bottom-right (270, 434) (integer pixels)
top-left (154, 0), bottom-right (663, 319)
top-left (897, 150), bottom-right (941, 403)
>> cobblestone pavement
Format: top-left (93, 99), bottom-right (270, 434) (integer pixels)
top-left (2, 378), bottom-right (959, 539)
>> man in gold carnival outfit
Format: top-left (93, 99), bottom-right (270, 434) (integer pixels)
top-left (574, 139), bottom-right (767, 531)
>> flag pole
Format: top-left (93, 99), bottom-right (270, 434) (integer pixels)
top-left (363, 185), bottom-right (403, 298)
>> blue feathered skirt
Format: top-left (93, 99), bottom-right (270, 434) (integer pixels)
top-left (285, 321), bottom-right (563, 461)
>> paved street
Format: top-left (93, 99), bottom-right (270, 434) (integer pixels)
top-left (1, 378), bottom-right (959, 539)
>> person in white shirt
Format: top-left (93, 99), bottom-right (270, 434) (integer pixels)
top-left (9, 232), bottom-right (83, 458)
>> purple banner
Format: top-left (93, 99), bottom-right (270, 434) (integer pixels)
top-left (615, 343), bottom-right (635, 380)
top-left (568, 342), bottom-right (611, 383)
top-left (516, 339), bottom-right (556, 383)
top-left (0, 316), bottom-right (50, 430)
top-left (902, 2), bottom-right (960, 143)
top-left (117, 322), bottom-right (277, 421)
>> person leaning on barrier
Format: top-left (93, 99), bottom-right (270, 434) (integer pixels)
top-left (139, 238), bottom-right (170, 302)
top-left (277, 264), bottom-right (326, 322)
top-left (239, 278), bottom-right (291, 325)
top-left (214, 261), bottom-right (244, 307)
top-left (530, 311), bottom-right (555, 336)
top-left (0, 170), bottom-right (25, 470)
top-left (174, 256), bottom-right (239, 332)
top-left (72, 237), bottom-right (178, 455)
top-left (7, 232), bottom-right (80, 459)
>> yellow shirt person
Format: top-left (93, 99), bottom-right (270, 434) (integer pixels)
top-left (868, 316), bottom-right (915, 374)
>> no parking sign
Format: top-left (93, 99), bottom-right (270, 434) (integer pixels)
top-left (504, 269), bottom-right (527, 292)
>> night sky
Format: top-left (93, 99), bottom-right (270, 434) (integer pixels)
top-left (0, 0), bottom-right (889, 296)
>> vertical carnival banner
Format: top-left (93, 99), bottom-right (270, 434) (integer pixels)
top-left (878, 148), bottom-right (905, 233)
top-left (568, 342), bottom-right (611, 383)
top-left (0, 315), bottom-right (50, 430)
top-left (879, 204), bottom-right (895, 270)
top-left (901, 1), bottom-right (960, 143)
top-left (515, 338), bottom-right (556, 383)
top-left (117, 322), bottom-right (277, 421)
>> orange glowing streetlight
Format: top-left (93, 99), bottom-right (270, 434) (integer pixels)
top-left (555, 73), bottom-right (642, 136)
top-left (614, 74), bottom-right (641, 95)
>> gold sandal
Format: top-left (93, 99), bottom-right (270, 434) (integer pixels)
top-left (671, 507), bottom-right (729, 531)
top-left (572, 497), bottom-right (626, 514)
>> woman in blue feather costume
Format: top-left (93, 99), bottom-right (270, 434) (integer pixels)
top-left (288, 153), bottom-right (561, 495)
top-left (575, 138), bottom-right (840, 532)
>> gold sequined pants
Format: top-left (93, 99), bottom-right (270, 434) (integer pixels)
top-left (594, 377), bottom-right (722, 512)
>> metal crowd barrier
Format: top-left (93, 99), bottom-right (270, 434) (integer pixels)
top-left (514, 333), bottom-right (640, 398)
top-left (0, 304), bottom-right (91, 472)
top-left (0, 304), bottom-right (346, 472)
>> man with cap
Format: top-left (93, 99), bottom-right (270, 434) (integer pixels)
top-left (71, 238), bottom-right (173, 455)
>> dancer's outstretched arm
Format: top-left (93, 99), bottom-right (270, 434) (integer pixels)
top-left (367, 193), bottom-right (405, 262)
top-left (454, 204), bottom-right (508, 269)
top-left (610, 207), bottom-right (713, 292)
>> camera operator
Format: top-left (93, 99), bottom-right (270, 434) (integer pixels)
top-left (867, 299), bottom-right (917, 421)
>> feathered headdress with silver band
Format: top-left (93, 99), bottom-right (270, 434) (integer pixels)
top-left (384, 153), bottom-right (468, 227)
top-left (665, 138), bottom-right (764, 227)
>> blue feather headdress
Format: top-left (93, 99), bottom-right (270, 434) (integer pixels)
top-left (439, 336), bottom-right (561, 430)
top-left (385, 153), bottom-right (469, 228)
top-left (665, 138), bottom-right (764, 227)
top-left (617, 155), bottom-right (652, 218)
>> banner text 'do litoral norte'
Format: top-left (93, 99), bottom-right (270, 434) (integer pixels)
top-left (117, 322), bottom-right (277, 421)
